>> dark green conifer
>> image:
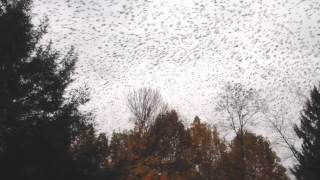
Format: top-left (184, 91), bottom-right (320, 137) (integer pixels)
top-left (293, 85), bottom-right (320, 180)
top-left (0, 1), bottom-right (91, 179)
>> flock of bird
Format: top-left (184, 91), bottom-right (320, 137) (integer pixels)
top-left (31, 0), bottom-right (320, 170)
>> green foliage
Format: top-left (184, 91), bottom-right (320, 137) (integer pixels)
top-left (293, 86), bottom-right (320, 179)
top-left (0, 1), bottom-right (92, 179)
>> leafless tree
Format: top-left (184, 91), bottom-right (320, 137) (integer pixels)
top-left (215, 83), bottom-right (266, 179)
top-left (263, 86), bottom-right (307, 163)
top-left (216, 83), bottom-right (266, 136)
top-left (127, 87), bottom-right (167, 134)
top-left (264, 105), bottom-right (299, 162)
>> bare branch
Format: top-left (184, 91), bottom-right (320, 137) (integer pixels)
top-left (264, 111), bottom-right (299, 161)
top-left (215, 83), bottom-right (266, 178)
top-left (215, 83), bottom-right (265, 135)
top-left (127, 87), bottom-right (166, 133)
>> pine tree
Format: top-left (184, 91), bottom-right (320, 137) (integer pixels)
top-left (293, 86), bottom-right (320, 180)
top-left (0, 1), bottom-right (91, 179)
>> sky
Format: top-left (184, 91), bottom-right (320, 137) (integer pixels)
top-left (31, 0), bottom-right (320, 170)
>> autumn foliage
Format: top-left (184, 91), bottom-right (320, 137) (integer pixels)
top-left (102, 111), bottom-right (288, 179)
top-left (0, 1), bottom-right (294, 179)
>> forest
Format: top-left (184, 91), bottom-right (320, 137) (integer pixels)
top-left (1, 0), bottom-right (320, 180)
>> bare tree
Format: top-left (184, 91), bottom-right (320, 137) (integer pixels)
top-left (264, 104), bottom-right (299, 162)
top-left (263, 87), bottom-right (306, 163)
top-left (127, 87), bottom-right (167, 134)
top-left (215, 83), bottom-right (266, 179)
top-left (216, 83), bottom-right (265, 135)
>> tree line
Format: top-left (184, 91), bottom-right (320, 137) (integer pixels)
top-left (1, 1), bottom-right (319, 179)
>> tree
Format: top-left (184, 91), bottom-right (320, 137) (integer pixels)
top-left (215, 83), bottom-right (265, 179)
top-left (0, 0), bottom-right (41, 137)
top-left (108, 111), bottom-right (199, 179)
top-left (0, 1), bottom-right (91, 179)
top-left (227, 132), bottom-right (288, 180)
top-left (264, 107), bottom-right (299, 162)
top-left (216, 83), bottom-right (265, 137)
top-left (135, 110), bottom-right (198, 179)
top-left (189, 116), bottom-right (227, 179)
top-left (72, 124), bottom-right (109, 180)
top-left (108, 132), bottom-right (131, 179)
top-left (127, 87), bottom-right (166, 134)
top-left (292, 85), bottom-right (320, 180)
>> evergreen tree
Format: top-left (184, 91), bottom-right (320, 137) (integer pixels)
top-left (0, 1), bottom-right (91, 179)
top-left (293, 86), bottom-right (320, 180)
